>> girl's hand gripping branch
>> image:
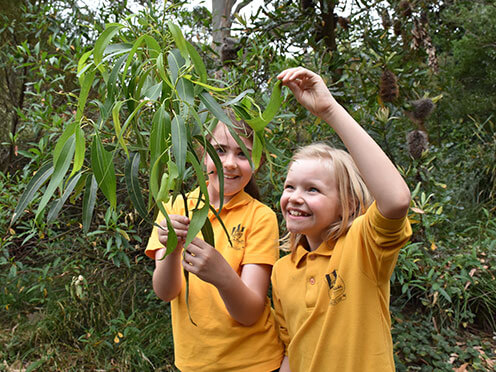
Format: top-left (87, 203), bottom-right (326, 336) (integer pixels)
top-left (152, 215), bottom-right (190, 302)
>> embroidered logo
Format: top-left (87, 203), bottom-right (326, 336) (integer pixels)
top-left (325, 270), bottom-right (346, 305)
top-left (230, 224), bottom-right (245, 250)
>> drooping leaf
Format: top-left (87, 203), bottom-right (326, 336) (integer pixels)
top-left (35, 135), bottom-right (76, 220)
top-left (183, 151), bottom-right (210, 248)
top-left (171, 115), bottom-right (187, 179)
top-left (167, 21), bottom-right (189, 63)
top-left (246, 80), bottom-right (283, 131)
top-left (47, 172), bottom-right (82, 223)
top-left (167, 49), bottom-right (185, 84)
top-left (11, 162), bottom-right (54, 225)
top-left (90, 135), bottom-right (116, 209)
top-left (150, 105), bottom-right (171, 167)
top-left (94, 23), bottom-right (125, 67)
top-left (186, 41), bottom-right (207, 83)
top-left (75, 69), bottom-right (96, 123)
top-left (125, 152), bottom-right (149, 220)
top-left (82, 174), bottom-right (98, 233)
top-left (71, 126), bottom-right (86, 178)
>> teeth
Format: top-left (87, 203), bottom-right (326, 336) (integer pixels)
top-left (289, 210), bottom-right (307, 217)
top-left (225, 175), bottom-right (237, 179)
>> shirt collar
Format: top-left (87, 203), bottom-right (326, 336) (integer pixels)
top-left (294, 239), bottom-right (334, 267)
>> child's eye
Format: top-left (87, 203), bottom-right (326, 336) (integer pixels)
top-left (237, 151), bottom-right (247, 158)
top-left (215, 146), bottom-right (226, 154)
top-left (284, 184), bottom-right (294, 190)
top-left (309, 187), bottom-right (319, 193)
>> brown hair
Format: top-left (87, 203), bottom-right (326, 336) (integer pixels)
top-left (208, 109), bottom-right (262, 201)
top-left (282, 143), bottom-right (373, 254)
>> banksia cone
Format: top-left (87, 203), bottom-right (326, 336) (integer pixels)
top-left (399, 0), bottom-right (412, 18)
top-left (411, 98), bottom-right (435, 121)
top-left (393, 19), bottom-right (402, 36)
top-left (337, 16), bottom-right (350, 30)
top-left (407, 130), bottom-right (428, 159)
top-left (381, 10), bottom-right (392, 30)
top-left (379, 69), bottom-right (399, 102)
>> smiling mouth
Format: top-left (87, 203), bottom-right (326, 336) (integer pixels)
top-left (224, 175), bottom-right (238, 179)
top-left (288, 210), bottom-right (310, 217)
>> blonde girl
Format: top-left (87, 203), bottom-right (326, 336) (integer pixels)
top-left (272, 67), bottom-right (412, 372)
top-left (145, 115), bottom-right (284, 372)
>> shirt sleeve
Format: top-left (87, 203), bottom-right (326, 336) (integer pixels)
top-left (353, 201), bottom-right (412, 284)
top-left (271, 263), bottom-right (290, 353)
top-left (242, 205), bottom-right (279, 266)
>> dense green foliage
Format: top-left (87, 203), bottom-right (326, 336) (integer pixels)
top-left (1, 0), bottom-right (495, 370)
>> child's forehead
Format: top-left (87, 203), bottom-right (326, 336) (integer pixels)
top-left (287, 158), bottom-right (334, 179)
top-left (211, 122), bottom-right (252, 147)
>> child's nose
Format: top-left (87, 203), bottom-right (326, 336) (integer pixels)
top-left (288, 189), bottom-right (303, 203)
top-left (223, 152), bottom-right (237, 169)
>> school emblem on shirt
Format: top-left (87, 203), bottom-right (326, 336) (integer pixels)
top-left (230, 224), bottom-right (245, 250)
top-left (325, 270), bottom-right (346, 305)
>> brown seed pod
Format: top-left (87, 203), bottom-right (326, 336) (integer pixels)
top-left (379, 69), bottom-right (399, 102)
top-left (399, 0), bottom-right (413, 18)
top-left (407, 130), bottom-right (428, 159)
top-left (381, 10), bottom-right (392, 30)
top-left (393, 19), bottom-right (402, 36)
top-left (411, 98), bottom-right (435, 121)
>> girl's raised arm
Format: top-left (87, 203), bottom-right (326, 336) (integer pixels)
top-left (278, 67), bottom-right (410, 219)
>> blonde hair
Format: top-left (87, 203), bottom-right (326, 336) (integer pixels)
top-left (282, 143), bottom-right (373, 254)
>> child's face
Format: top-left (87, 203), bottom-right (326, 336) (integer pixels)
top-left (206, 122), bottom-right (253, 207)
top-left (280, 158), bottom-right (341, 250)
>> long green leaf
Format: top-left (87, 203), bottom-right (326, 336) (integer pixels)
top-left (201, 217), bottom-right (215, 247)
top-left (53, 122), bottom-right (77, 165)
top-left (35, 136), bottom-right (76, 220)
top-left (143, 35), bottom-right (161, 58)
top-left (112, 100), bottom-right (129, 157)
top-left (199, 91), bottom-right (233, 126)
top-left (124, 152), bottom-right (149, 220)
top-left (11, 162), bottom-right (54, 225)
top-left (171, 115), bottom-right (187, 179)
top-left (176, 78), bottom-right (194, 106)
top-left (90, 135), bottom-right (116, 208)
top-left (183, 151), bottom-right (210, 248)
top-left (246, 80), bottom-right (283, 131)
top-left (150, 105), bottom-right (171, 167)
top-left (107, 53), bottom-right (128, 99)
top-left (197, 136), bottom-right (224, 212)
top-left (82, 174), bottom-right (98, 233)
top-left (70, 126), bottom-right (86, 177)
top-left (94, 23), bottom-right (124, 67)
top-left (186, 41), bottom-right (207, 83)
top-left (167, 21), bottom-right (190, 63)
top-left (47, 172), bottom-right (82, 223)
top-left (75, 69), bottom-right (96, 123)
top-left (167, 49), bottom-right (185, 84)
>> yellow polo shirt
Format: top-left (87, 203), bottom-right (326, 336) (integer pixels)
top-left (146, 188), bottom-right (284, 372)
top-left (272, 201), bottom-right (412, 372)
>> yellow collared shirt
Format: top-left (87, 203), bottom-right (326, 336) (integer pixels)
top-left (272, 201), bottom-right (412, 372)
top-left (146, 188), bottom-right (284, 372)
